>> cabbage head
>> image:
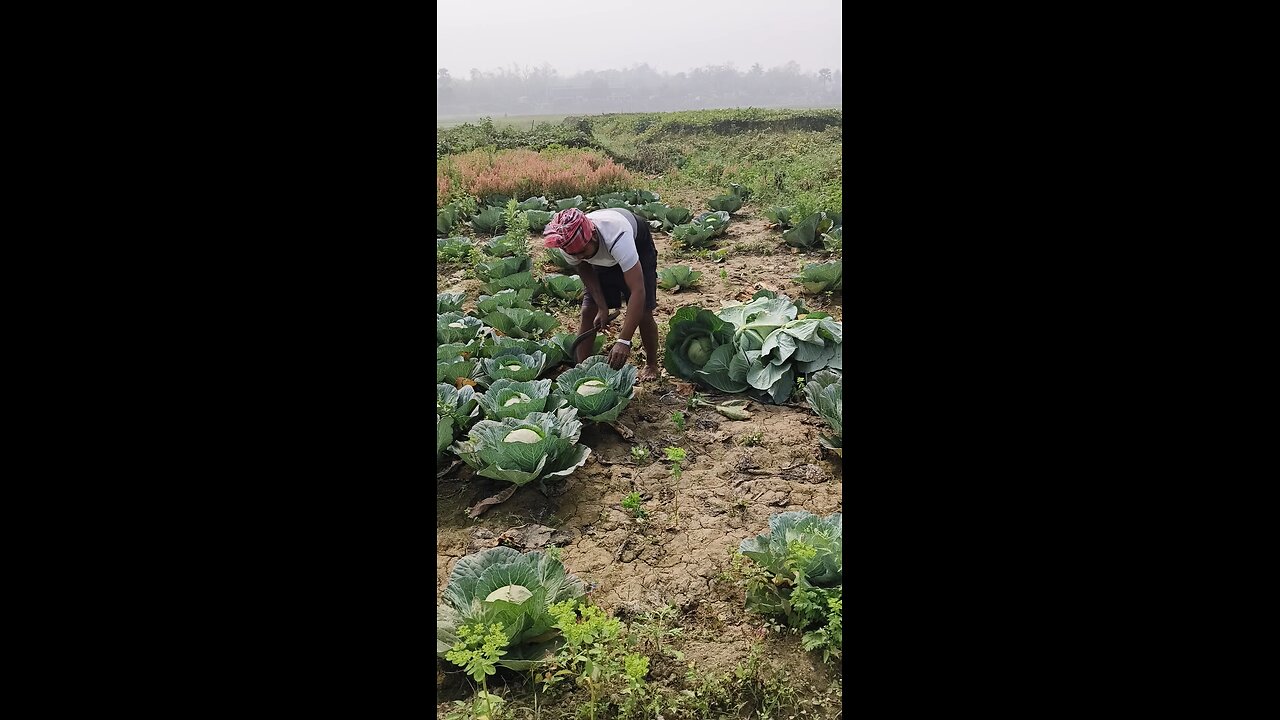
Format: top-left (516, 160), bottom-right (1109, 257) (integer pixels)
top-left (436, 546), bottom-right (586, 670)
top-left (663, 306), bottom-right (733, 380)
top-left (479, 351), bottom-right (547, 385)
top-left (804, 368), bottom-right (842, 456)
top-left (437, 312), bottom-right (485, 345)
top-left (552, 356), bottom-right (637, 423)
top-left (450, 408), bottom-right (591, 487)
top-left (476, 378), bottom-right (564, 421)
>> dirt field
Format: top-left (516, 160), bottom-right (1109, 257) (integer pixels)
top-left (437, 202), bottom-right (843, 718)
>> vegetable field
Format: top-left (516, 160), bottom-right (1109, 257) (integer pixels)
top-left (437, 109), bottom-right (843, 719)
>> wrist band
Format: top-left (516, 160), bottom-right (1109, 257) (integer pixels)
top-left (615, 338), bottom-right (632, 346)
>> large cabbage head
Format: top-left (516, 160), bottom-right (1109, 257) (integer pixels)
top-left (476, 378), bottom-right (563, 421)
top-left (437, 545), bottom-right (586, 670)
top-left (450, 408), bottom-right (590, 487)
top-left (663, 306), bottom-right (733, 380)
top-left (553, 356), bottom-right (637, 423)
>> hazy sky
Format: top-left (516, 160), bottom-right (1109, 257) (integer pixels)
top-left (437, 0), bottom-right (842, 78)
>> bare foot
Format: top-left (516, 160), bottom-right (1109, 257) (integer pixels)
top-left (638, 364), bottom-right (660, 382)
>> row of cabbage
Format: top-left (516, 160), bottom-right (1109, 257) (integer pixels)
top-left (437, 509), bottom-right (842, 679)
top-left (663, 290), bottom-right (842, 453)
top-left (763, 206), bottom-right (843, 294)
top-left (438, 289), bottom-right (640, 486)
top-left (437, 185), bottom-right (754, 247)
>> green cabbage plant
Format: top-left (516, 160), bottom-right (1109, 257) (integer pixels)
top-left (672, 222), bottom-right (718, 249)
top-left (525, 209), bottom-right (554, 232)
top-left (486, 234), bottom-right (526, 257)
top-left (693, 211), bottom-right (731, 237)
top-left (475, 290), bottom-right (534, 316)
top-left (663, 306), bottom-right (734, 382)
top-left (483, 271), bottom-right (542, 298)
top-left (633, 202), bottom-right (668, 223)
top-left (795, 262), bottom-right (842, 294)
top-left (782, 212), bottom-right (836, 250)
top-left (471, 206), bottom-right (507, 235)
top-left (543, 333), bottom-right (606, 368)
top-left (478, 336), bottom-right (545, 359)
top-left (437, 206), bottom-right (460, 238)
top-left (543, 248), bottom-right (574, 271)
top-left (449, 408), bottom-right (591, 488)
top-left (553, 195), bottom-right (587, 212)
top-left (542, 274), bottom-right (585, 301)
top-left (553, 356), bottom-right (638, 423)
top-left (477, 255), bottom-right (533, 283)
top-left (438, 383), bottom-right (480, 465)
top-left (476, 378), bottom-right (564, 421)
top-left (437, 236), bottom-right (473, 263)
top-left (516, 196), bottom-right (549, 211)
top-left (437, 292), bottom-right (466, 314)
top-left (437, 356), bottom-right (481, 386)
top-left (804, 369), bottom-right (842, 456)
top-left (438, 312), bottom-right (486, 345)
top-left (707, 194), bottom-right (744, 214)
top-left (436, 545), bottom-right (587, 669)
top-left (657, 265), bottom-right (703, 292)
top-left (483, 307), bottom-right (559, 339)
top-left (480, 351), bottom-right (547, 384)
top-left (738, 511), bottom-right (842, 662)
top-left (728, 183), bottom-right (752, 201)
top-left (763, 207), bottom-right (793, 230)
top-left (822, 226), bottom-right (841, 254)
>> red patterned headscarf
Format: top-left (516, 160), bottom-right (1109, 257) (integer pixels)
top-left (543, 208), bottom-right (594, 254)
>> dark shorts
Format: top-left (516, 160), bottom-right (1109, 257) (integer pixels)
top-left (582, 211), bottom-right (658, 312)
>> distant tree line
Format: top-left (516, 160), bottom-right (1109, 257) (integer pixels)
top-left (436, 62), bottom-right (841, 118)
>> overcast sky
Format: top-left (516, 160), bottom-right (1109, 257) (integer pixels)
top-left (437, 0), bottom-right (841, 78)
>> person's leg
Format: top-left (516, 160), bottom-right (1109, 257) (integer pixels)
top-left (634, 217), bottom-right (661, 381)
top-left (637, 312), bottom-right (660, 381)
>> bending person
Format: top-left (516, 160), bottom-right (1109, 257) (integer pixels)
top-left (543, 207), bottom-right (662, 381)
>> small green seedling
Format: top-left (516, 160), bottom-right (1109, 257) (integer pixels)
top-left (631, 446), bottom-right (650, 463)
top-left (622, 491), bottom-right (646, 518)
top-left (671, 410), bottom-right (686, 432)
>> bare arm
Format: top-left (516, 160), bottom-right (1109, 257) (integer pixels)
top-left (576, 263), bottom-right (609, 325)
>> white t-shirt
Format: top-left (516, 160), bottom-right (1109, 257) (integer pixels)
top-left (566, 209), bottom-right (639, 272)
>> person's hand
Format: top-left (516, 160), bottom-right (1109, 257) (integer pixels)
top-left (595, 308), bottom-right (614, 332)
top-left (607, 341), bottom-right (631, 370)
